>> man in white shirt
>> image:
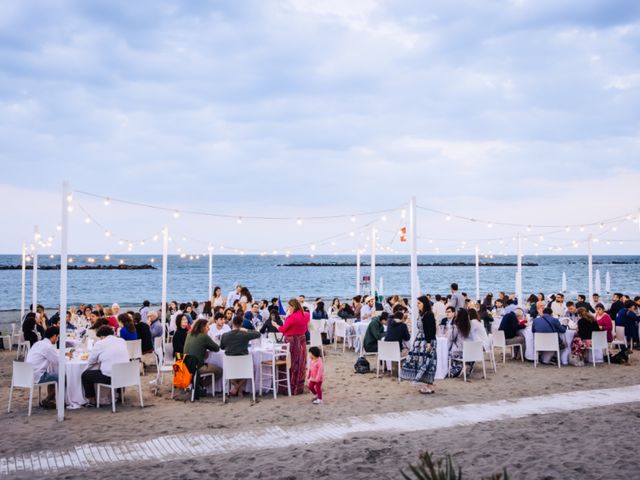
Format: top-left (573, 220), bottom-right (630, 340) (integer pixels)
top-left (81, 326), bottom-right (130, 407)
top-left (551, 293), bottom-right (566, 318)
top-left (360, 296), bottom-right (376, 322)
top-left (433, 294), bottom-right (447, 322)
top-left (298, 294), bottom-right (313, 312)
top-left (208, 313), bottom-right (231, 343)
top-left (26, 327), bottom-right (61, 409)
top-left (227, 283), bottom-right (242, 309)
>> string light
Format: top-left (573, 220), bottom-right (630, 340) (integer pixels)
top-left (237, 217), bottom-right (243, 224)
top-left (296, 218), bottom-right (303, 226)
top-left (105, 231), bottom-right (111, 237)
top-left (445, 215), bottom-right (452, 221)
top-left (56, 225), bottom-right (62, 231)
top-left (103, 197), bottom-right (111, 206)
top-left (173, 210), bottom-right (180, 219)
top-left (84, 217), bottom-right (91, 223)
top-left (105, 255), bottom-right (111, 260)
top-left (350, 216), bottom-right (357, 222)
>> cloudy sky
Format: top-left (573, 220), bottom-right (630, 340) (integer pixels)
top-left (1, 0), bottom-right (639, 256)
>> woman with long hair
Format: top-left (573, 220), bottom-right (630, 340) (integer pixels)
top-left (172, 313), bottom-right (189, 358)
top-left (448, 308), bottom-right (472, 378)
top-left (401, 295), bottom-right (438, 394)
top-left (117, 313), bottom-right (138, 341)
top-left (329, 297), bottom-right (341, 317)
top-left (212, 286), bottom-right (226, 308)
top-left (274, 299), bottom-right (308, 395)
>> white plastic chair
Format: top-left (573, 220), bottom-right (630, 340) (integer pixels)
top-left (586, 331), bottom-right (610, 367)
top-left (358, 328), bottom-right (378, 357)
top-left (15, 334), bottom-right (29, 360)
top-left (222, 354), bottom-right (255, 402)
top-left (333, 320), bottom-right (354, 352)
top-left (96, 361), bottom-right (144, 413)
top-left (376, 340), bottom-right (407, 382)
top-left (611, 326), bottom-right (627, 350)
top-left (153, 348), bottom-right (174, 394)
top-left (126, 339), bottom-right (144, 375)
top-left (492, 330), bottom-right (523, 363)
top-left (310, 319), bottom-right (327, 333)
top-left (309, 330), bottom-right (324, 357)
top-left (533, 333), bottom-right (561, 368)
top-left (1, 332), bottom-right (11, 351)
top-left (7, 361), bottom-right (58, 416)
top-left (267, 332), bottom-right (284, 343)
top-left (260, 344), bottom-right (291, 399)
top-left (485, 335), bottom-right (497, 373)
top-left (449, 341), bottom-right (486, 382)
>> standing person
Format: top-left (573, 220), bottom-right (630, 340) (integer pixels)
top-left (449, 283), bottom-right (465, 311)
top-left (307, 346), bottom-right (324, 405)
top-left (81, 326), bottom-right (130, 407)
top-left (432, 295), bottom-right (446, 323)
top-left (139, 300), bottom-right (150, 324)
top-left (401, 295), bottom-right (437, 395)
top-left (274, 299), bottom-right (309, 395)
top-left (227, 283), bottom-right (242, 309)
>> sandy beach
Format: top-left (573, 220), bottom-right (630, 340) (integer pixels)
top-left (1, 339), bottom-right (639, 479)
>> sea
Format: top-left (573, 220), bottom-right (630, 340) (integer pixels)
top-left (0, 254), bottom-right (639, 313)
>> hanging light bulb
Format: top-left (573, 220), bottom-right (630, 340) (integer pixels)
top-left (56, 225), bottom-right (62, 231)
top-left (285, 251), bottom-right (290, 257)
top-left (310, 244), bottom-right (316, 251)
top-left (272, 250), bottom-right (278, 255)
top-left (103, 197), bottom-right (111, 206)
top-left (49, 254), bottom-right (54, 259)
top-left (150, 258), bottom-right (155, 263)
top-left (400, 209), bottom-right (406, 219)
top-left (612, 226), bottom-right (618, 232)
top-left (565, 226), bottom-right (570, 232)
top-left (487, 222), bottom-right (493, 228)
top-left (445, 215), bottom-right (452, 221)
top-left (237, 217), bottom-right (243, 224)
top-left (381, 215), bottom-right (387, 222)
top-left (119, 259), bottom-right (125, 265)
top-left (139, 240), bottom-right (145, 246)
top-left (105, 255), bottom-right (111, 260)
top-left (526, 225), bottom-right (532, 232)
top-left (105, 231), bottom-right (111, 237)
top-left (349, 231), bottom-right (355, 237)
top-left (118, 240), bottom-right (124, 246)
top-left (67, 205), bottom-right (74, 212)
top-left (296, 218), bottom-right (303, 226)
top-left (350, 216), bottom-right (356, 222)
top-left (579, 226), bottom-right (585, 232)
top-left (66, 193), bottom-right (73, 203)
top-left (68, 257), bottom-right (73, 263)
top-left (173, 210), bottom-right (180, 219)
top-left (153, 235), bottom-right (159, 242)
top-left (599, 223), bottom-right (604, 229)
top-left (84, 217), bottom-right (91, 223)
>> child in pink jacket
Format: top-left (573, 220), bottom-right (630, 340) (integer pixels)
top-left (307, 346), bottom-right (324, 404)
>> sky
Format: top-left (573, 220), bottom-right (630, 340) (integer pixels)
top-left (0, 0), bottom-right (639, 256)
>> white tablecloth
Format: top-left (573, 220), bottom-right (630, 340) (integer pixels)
top-left (65, 360), bottom-right (90, 409)
top-left (353, 321), bottom-right (370, 353)
top-left (205, 346), bottom-right (278, 394)
top-left (435, 336), bottom-right (449, 380)
top-left (523, 327), bottom-right (603, 364)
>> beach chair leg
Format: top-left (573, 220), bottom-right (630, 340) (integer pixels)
top-left (557, 350), bottom-right (561, 368)
top-left (7, 385), bottom-right (13, 413)
top-left (482, 360), bottom-right (486, 379)
top-left (111, 388), bottom-right (116, 413)
top-left (139, 383), bottom-right (144, 407)
top-left (534, 353), bottom-right (537, 368)
top-left (28, 387), bottom-right (33, 417)
top-left (462, 362), bottom-right (467, 382)
top-left (272, 362), bottom-right (277, 399)
top-left (606, 349), bottom-right (610, 365)
top-left (97, 385), bottom-right (101, 408)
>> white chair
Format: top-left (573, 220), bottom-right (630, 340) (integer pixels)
top-left (309, 330), bottom-right (324, 357)
top-left (533, 333), bottom-right (561, 368)
top-left (152, 348), bottom-right (174, 394)
top-left (310, 319), bottom-right (327, 334)
top-left (191, 369), bottom-right (216, 402)
top-left (1, 332), bottom-right (11, 351)
top-left (449, 341), bottom-right (486, 382)
top-left (611, 326), bottom-right (627, 350)
top-left (96, 361), bottom-right (144, 413)
top-left (586, 331), bottom-right (610, 367)
top-left (267, 332), bottom-right (284, 343)
top-left (7, 361), bottom-right (58, 416)
top-left (126, 339), bottom-right (144, 374)
top-left (15, 334), bottom-right (29, 360)
top-left (484, 335), bottom-right (497, 373)
top-left (492, 330), bottom-right (523, 363)
top-left (260, 344), bottom-right (291, 399)
top-left (358, 328), bottom-right (378, 357)
top-left (376, 341), bottom-right (407, 382)
top-left (222, 354), bottom-right (255, 403)
top-left (11, 323), bottom-right (21, 347)
top-left (333, 320), bottom-right (355, 352)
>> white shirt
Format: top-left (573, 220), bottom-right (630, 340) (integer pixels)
top-left (551, 302), bottom-right (566, 318)
top-left (360, 303), bottom-right (375, 321)
top-left (208, 324), bottom-right (231, 343)
top-left (26, 338), bottom-right (58, 383)
top-left (87, 335), bottom-right (130, 377)
top-left (433, 302), bottom-right (446, 322)
top-left (470, 319), bottom-right (491, 350)
top-left (212, 296), bottom-right (226, 308)
top-left (227, 291), bottom-right (241, 308)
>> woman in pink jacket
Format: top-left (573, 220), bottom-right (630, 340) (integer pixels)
top-left (275, 299), bottom-right (309, 395)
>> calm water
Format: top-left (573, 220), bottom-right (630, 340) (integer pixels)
top-left (0, 254), bottom-right (638, 311)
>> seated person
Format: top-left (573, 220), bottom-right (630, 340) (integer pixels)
top-left (134, 312), bottom-right (154, 354)
top-left (172, 314), bottom-right (189, 358)
top-left (220, 315), bottom-right (261, 396)
top-left (148, 311), bottom-right (163, 340)
top-left (576, 308), bottom-right (601, 343)
top-left (243, 303), bottom-right (263, 329)
top-left (183, 319), bottom-right (222, 393)
top-left (564, 301), bottom-right (578, 322)
top-left (362, 312), bottom-right (388, 353)
top-left (259, 309), bottom-right (284, 335)
top-left (81, 326), bottom-right (130, 407)
top-left (117, 313), bottom-right (138, 341)
top-left (532, 307), bottom-right (567, 364)
top-left (208, 313), bottom-right (231, 343)
top-left (498, 308), bottom-right (526, 349)
top-left (26, 327), bottom-right (63, 409)
top-left (384, 311), bottom-right (410, 351)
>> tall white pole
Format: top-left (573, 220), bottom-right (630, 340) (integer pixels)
top-left (57, 181), bottom-right (69, 422)
top-left (356, 247), bottom-right (361, 296)
top-left (409, 196), bottom-right (418, 342)
top-left (516, 232), bottom-right (523, 308)
top-left (161, 225), bottom-right (169, 341)
top-left (370, 225), bottom-right (376, 298)
top-left (20, 241), bottom-right (26, 323)
top-left (208, 243), bottom-right (213, 300)
top-left (32, 226), bottom-right (39, 313)
top-left (475, 245), bottom-right (480, 302)
top-left (588, 233), bottom-right (593, 302)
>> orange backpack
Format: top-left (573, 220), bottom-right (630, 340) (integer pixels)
top-left (173, 353), bottom-right (193, 389)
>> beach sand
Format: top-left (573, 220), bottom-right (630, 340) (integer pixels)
top-left (1, 343), bottom-right (638, 479)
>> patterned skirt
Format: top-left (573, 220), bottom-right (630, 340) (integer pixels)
top-left (400, 334), bottom-right (437, 385)
top-left (281, 334), bottom-right (307, 395)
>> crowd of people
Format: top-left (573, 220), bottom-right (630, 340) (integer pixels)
top-left (9, 281), bottom-right (639, 410)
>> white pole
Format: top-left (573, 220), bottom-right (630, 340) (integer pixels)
top-left (588, 233), bottom-right (593, 302)
top-left (20, 241), bottom-right (26, 323)
top-left (516, 232), bottom-right (523, 307)
top-left (32, 226), bottom-right (39, 313)
top-left (409, 196), bottom-right (418, 342)
top-left (161, 225), bottom-right (169, 341)
top-left (208, 243), bottom-right (213, 300)
top-left (370, 225), bottom-right (376, 298)
top-left (356, 247), bottom-right (361, 296)
top-left (475, 245), bottom-right (480, 302)
top-left (57, 181), bottom-right (69, 422)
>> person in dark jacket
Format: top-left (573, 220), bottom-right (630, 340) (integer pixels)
top-left (134, 312), bottom-right (154, 354)
top-left (384, 311), bottom-right (410, 349)
top-left (499, 308), bottom-right (526, 350)
top-left (22, 312), bottom-right (40, 346)
top-left (575, 294), bottom-right (595, 314)
top-left (259, 309), bottom-right (283, 335)
top-left (576, 308), bottom-right (601, 341)
top-left (608, 294), bottom-right (624, 325)
top-left (172, 313), bottom-right (189, 358)
top-left (363, 313), bottom-right (388, 353)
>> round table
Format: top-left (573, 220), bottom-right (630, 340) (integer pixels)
top-left (435, 336), bottom-right (449, 380)
top-left (523, 327), bottom-right (603, 364)
top-left (205, 345), bottom-right (280, 395)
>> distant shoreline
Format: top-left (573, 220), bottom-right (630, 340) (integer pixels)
top-left (279, 262), bottom-right (539, 267)
top-left (0, 264), bottom-right (157, 271)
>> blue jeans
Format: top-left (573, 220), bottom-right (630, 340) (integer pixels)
top-left (39, 372), bottom-right (58, 383)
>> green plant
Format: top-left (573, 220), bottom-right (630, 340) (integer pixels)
top-left (401, 452), bottom-right (510, 480)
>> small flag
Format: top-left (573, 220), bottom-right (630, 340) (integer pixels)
top-left (278, 296), bottom-right (287, 316)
